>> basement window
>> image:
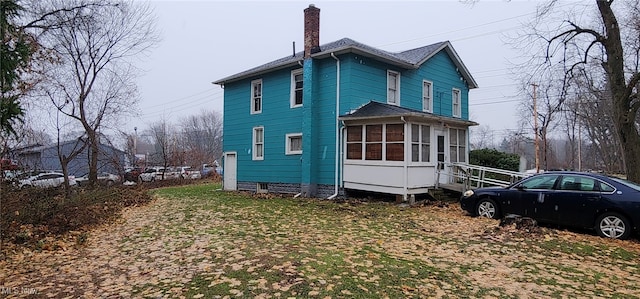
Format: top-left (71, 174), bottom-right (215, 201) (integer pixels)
top-left (257, 183), bottom-right (269, 193)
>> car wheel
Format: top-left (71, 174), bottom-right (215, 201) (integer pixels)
top-left (106, 180), bottom-right (114, 187)
top-left (596, 212), bottom-right (631, 239)
top-left (476, 198), bottom-right (500, 219)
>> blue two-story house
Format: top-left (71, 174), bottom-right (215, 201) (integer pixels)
top-left (214, 5), bottom-right (478, 199)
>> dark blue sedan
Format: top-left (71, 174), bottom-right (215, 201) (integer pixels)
top-left (460, 171), bottom-right (640, 239)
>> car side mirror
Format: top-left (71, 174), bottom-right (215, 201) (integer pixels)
top-left (515, 184), bottom-right (525, 190)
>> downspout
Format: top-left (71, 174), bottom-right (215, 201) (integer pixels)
top-left (340, 124), bottom-right (346, 188)
top-left (401, 116), bottom-right (409, 202)
top-left (328, 52), bottom-right (340, 199)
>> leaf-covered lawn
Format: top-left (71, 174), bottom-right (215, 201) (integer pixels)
top-left (2, 183), bottom-right (640, 298)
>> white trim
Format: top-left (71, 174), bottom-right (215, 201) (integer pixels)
top-left (251, 79), bottom-right (263, 114)
top-left (452, 88), bottom-right (461, 118)
top-left (387, 70), bottom-right (400, 105)
top-left (290, 69), bottom-right (303, 108)
top-left (422, 80), bottom-right (433, 112)
top-left (252, 126), bottom-right (264, 160)
top-left (285, 133), bottom-right (303, 155)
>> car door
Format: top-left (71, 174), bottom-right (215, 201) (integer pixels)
top-left (545, 175), bottom-right (603, 227)
top-left (505, 174), bottom-right (560, 218)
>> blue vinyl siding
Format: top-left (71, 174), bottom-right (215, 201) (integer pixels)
top-left (223, 67), bottom-right (304, 184)
top-left (340, 52), bottom-right (469, 119)
top-left (222, 47), bottom-right (471, 189)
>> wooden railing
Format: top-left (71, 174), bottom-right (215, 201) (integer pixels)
top-left (436, 162), bottom-right (531, 191)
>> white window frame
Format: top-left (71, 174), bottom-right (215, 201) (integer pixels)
top-left (422, 80), bottom-right (433, 112)
top-left (290, 69), bottom-right (303, 108)
top-left (452, 88), bottom-right (461, 118)
top-left (449, 128), bottom-right (466, 163)
top-left (253, 126), bottom-right (264, 160)
top-left (411, 124), bottom-right (431, 162)
top-left (285, 133), bottom-right (302, 155)
top-left (251, 79), bottom-right (263, 114)
top-left (387, 70), bottom-right (400, 105)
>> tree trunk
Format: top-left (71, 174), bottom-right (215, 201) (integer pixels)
top-left (598, 1), bottom-right (640, 181)
top-left (84, 127), bottom-right (99, 187)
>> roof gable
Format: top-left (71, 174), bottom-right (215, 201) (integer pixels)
top-left (213, 38), bottom-right (477, 88)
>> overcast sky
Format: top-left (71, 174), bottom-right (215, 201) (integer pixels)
top-left (134, 0), bottom-right (553, 142)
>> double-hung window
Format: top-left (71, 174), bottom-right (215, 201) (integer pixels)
top-left (452, 88), bottom-right (461, 117)
top-left (253, 127), bottom-right (264, 160)
top-left (449, 128), bottom-right (466, 163)
top-left (291, 69), bottom-right (303, 108)
top-left (411, 124), bottom-right (430, 162)
top-left (285, 133), bottom-right (302, 155)
top-left (251, 79), bottom-right (262, 114)
top-left (422, 80), bottom-right (433, 112)
top-left (387, 70), bottom-right (400, 105)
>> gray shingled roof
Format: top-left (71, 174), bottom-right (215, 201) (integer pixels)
top-left (213, 38), bottom-right (477, 88)
top-left (339, 101), bottom-right (478, 126)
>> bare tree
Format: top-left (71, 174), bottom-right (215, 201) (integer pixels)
top-left (53, 111), bottom-right (86, 197)
top-left (148, 119), bottom-right (173, 179)
top-left (519, 1), bottom-right (640, 180)
top-left (31, 0), bottom-right (158, 186)
top-left (469, 125), bottom-right (494, 150)
top-left (178, 110), bottom-right (223, 168)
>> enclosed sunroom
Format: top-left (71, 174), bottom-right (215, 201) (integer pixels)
top-left (339, 101), bottom-right (477, 199)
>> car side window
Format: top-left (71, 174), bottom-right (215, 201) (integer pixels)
top-left (598, 181), bottom-right (615, 192)
top-left (521, 174), bottom-right (559, 189)
top-left (559, 175), bottom-right (597, 191)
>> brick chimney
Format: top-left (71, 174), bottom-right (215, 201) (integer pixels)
top-left (304, 4), bottom-right (320, 58)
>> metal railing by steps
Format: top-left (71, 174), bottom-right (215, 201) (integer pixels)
top-left (436, 162), bottom-right (532, 193)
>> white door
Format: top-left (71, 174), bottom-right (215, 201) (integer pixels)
top-left (223, 152), bottom-right (237, 191)
top-left (435, 129), bottom-right (450, 185)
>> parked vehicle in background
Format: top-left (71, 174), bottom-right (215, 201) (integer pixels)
top-left (124, 167), bottom-right (143, 182)
top-left (139, 167), bottom-right (163, 182)
top-left (139, 167), bottom-right (179, 182)
top-left (179, 166), bottom-right (201, 179)
top-left (0, 158), bottom-right (18, 171)
top-left (460, 171), bottom-right (640, 240)
top-left (202, 163), bottom-right (221, 178)
top-left (76, 172), bottom-right (121, 187)
top-left (18, 172), bottom-right (77, 189)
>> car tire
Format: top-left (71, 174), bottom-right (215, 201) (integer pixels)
top-left (476, 198), bottom-right (501, 219)
top-left (595, 212), bottom-right (631, 239)
top-left (106, 180), bottom-right (114, 187)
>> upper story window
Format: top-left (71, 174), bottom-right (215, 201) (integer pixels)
top-left (285, 133), bottom-right (302, 155)
top-left (387, 70), bottom-right (400, 105)
top-left (452, 88), bottom-right (461, 117)
top-left (251, 79), bottom-right (262, 114)
top-left (253, 127), bottom-right (264, 160)
top-left (291, 69), bottom-right (303, 108)
top-left (422, 80), bottom-right (433, 112)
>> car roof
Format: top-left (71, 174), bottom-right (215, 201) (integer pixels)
top-left (539, 171), bottom-right (612, 180)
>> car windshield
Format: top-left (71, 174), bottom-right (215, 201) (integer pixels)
top-left (609, 177), bottom-right (640, 192)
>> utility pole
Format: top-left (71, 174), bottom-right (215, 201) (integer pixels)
top-left (532, 83), bottom-right (540, 173)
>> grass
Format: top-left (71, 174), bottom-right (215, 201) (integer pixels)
top-left (4, 182), bottom-right (640, 298)
top-left (131, 183), bottom-right (640, 298)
